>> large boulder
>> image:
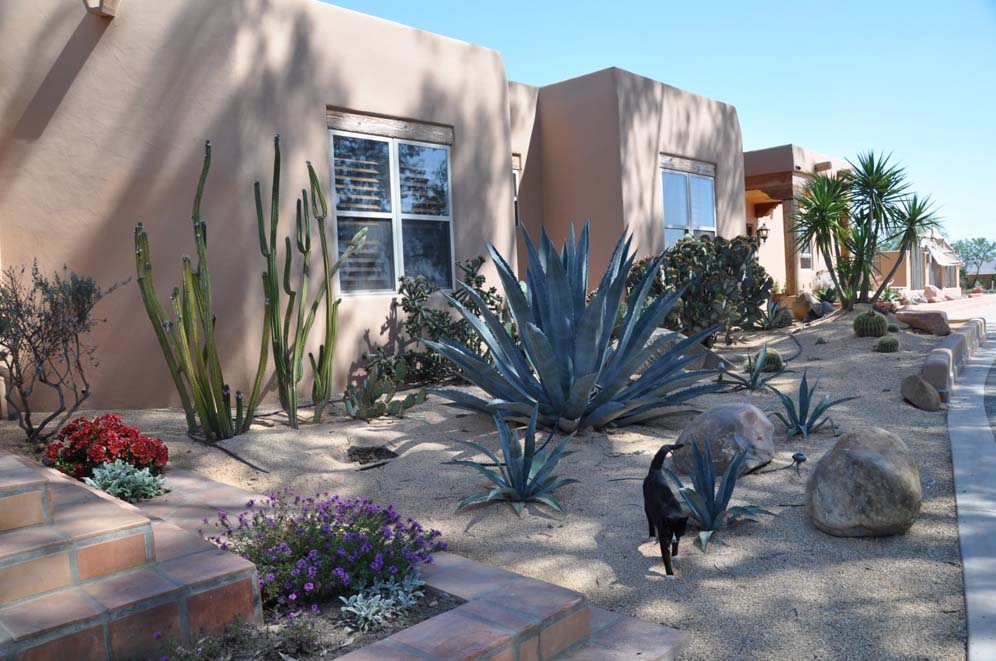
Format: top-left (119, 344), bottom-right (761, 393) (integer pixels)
top-left (673, 402), bottom-right (774, 476)
top-left (806, 428), bottom-right (921, 537)
top-left (900, 374), bottom-right (942, 411)
top-left (895, 310), bottom-right (950, 336)
top-left (923, 284), bottom-right (943, 303)
top-left (792, 291), bottom-right (818, 321)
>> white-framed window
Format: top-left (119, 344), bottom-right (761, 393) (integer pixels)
top-left (661, 168), bottom-right (716, 249)
top-left (330, 130), bottom-right (454, 294)
top-left (798, 234), bottom-right (813, 270)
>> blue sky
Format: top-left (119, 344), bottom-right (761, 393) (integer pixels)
top-left (325, 0), bottom-right (995, 241)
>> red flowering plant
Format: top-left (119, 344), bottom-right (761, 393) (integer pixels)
top-left (44, 414), bottom-right (169, 479)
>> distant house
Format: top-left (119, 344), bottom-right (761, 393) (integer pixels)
top-left (964, 259), bottom-right (996, 289)
top-left (743, 145), bottom-right (849, 294)
top-left (875, 229), bottom-right (963, 293)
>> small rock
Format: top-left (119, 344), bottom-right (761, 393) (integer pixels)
top-left (673, 402), bottom-right (774, 476)
top-left (806, 427), bottom-right (922, 537)
top-left (815, 336), bottom-right (828, 345)
top-left (895, 310), bottom-right (950, 336)
top-left (900, 374), bottom-right (941, 411)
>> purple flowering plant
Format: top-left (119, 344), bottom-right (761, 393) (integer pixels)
top-left (206, 489), bottom-right (446, 609)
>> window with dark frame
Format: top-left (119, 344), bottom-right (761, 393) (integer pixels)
top-left (329, 126), bottom-right (454, 294)
top-left (660, 155), bottom-right (716, 250)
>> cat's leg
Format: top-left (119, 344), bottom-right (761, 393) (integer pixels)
top-left (671, 534), bottom-right (680, 558)
top-left (658, 530), bottom-right (674, 576)
top-left (645, 507), bottom-right (656, 539)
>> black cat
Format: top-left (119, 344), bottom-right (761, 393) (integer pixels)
top-left (642, 443), bottom-right (688, 577)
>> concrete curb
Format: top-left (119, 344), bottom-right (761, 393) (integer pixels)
top-left (948, 331), bottom-right (996, 661)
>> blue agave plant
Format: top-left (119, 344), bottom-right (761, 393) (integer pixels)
top-left (772, 369), bottom-right (858, 439)
top-left (666, 441), bottom-right (773, 552)
top-left (723, 344), bottom-right (792, 392)
top-left (451, 406), bottom-right (577, 514)
top-left (425, 224), bottom-right (721, 431)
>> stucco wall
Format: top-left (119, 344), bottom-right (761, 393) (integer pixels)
top-left (507, 81), bottom-right (542, 274)
top-left (0, 0), bottom-right (515, 409)
top-left (614, 68), bottom-right (746, 259)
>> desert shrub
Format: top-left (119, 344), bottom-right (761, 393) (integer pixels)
top-left (754, 300), bottom-right (793, 330)
top-left (816, 285), bottom-right (837, 304)
top-left (0, 263), bottom-right (117, 446)
top-left (205, 490), bottom-right (446, 611)
top-left (629, 235), bottom-right (773, 344)
top-left (44, 414), bottom-right (168, 479)
top-left (84, 459), bottom-right (167, 503)
top-left (427, 224), bottom-right (722, 432)
top-left (364, 256), bottom-right (507, 385)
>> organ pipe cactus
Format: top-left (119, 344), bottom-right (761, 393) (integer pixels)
top-left (255, 136), bottom-right (366, 427)
top-left (426, 224), bottom-right (723, 432)
top-left (134, 141), bottom-right (268, 441)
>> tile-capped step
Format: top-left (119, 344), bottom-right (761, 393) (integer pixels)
top-left (0, 455), bottom-right (51, 532)
top-left (557, 606), bottom-right (689, 660)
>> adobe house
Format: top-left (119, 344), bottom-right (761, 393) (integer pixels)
top-left (743, 144), bottom-right (849, 294)
top-left (875, 229), bottom-right (963, 295)
top-left (509, 68), bottom-right (747, 281)
top-left (0, 0), bottom-right (747, 409)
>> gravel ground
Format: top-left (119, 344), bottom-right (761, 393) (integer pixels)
top-left (1, 312), bottom-right (966, 660)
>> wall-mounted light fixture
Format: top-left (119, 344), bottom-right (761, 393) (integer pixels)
top-left (757, 222), bottom-right (770, 244)
top-left (83, 0), bottom-right (120, 17)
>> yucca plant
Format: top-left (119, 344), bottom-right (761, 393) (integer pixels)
top-left (724, 345), bottom-right (791, 392)
top-left (772, 369), bottom-right (858, 439)
top-left (665, 442), bottom-right (773, 552)
top-left (426, 224), bottom-right (722, 432)
top-left (451, 406), bottom-right (577, 514)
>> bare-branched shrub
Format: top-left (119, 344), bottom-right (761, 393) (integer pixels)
top-left (0, 263), bottom-right (117, 446)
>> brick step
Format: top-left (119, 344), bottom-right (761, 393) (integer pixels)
top-left (0, 522), bottom-right (259, 660)
top-left (0, 455), bottom-right (51, 532)
top-left (0, 465), bottom-right (154, 603)
top-left (554, 606), bottom-right (689, 660)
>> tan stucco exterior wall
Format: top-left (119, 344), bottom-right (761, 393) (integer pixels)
top-left (509, 68), bottom-right (746, 282)
top-left (614, 68), bottom-right (746, 259)
top-left (744, 145), bottom-right (847, 293)
top-left (0, 0), bottom-right (515, 409)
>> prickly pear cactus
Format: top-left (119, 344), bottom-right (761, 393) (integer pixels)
top-left (344, 363), bottom-right (427, 422)
top-left (875, 335), bottom-right (900, 353)
top-left (853, 310), bottom-right (888, 337)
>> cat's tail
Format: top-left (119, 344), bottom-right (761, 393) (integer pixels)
top-left (650, 443), bottom-right (683, 470)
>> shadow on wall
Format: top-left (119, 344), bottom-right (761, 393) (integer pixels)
top-left (614, 70), bottom-right (745, 259)
top-left (0, 0), bottom-right (513, 408)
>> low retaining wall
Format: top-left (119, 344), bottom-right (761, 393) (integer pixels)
top-left (922, 318), bottom-right (987, 402)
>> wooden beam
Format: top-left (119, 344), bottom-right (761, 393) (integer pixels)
top-left (327, 109), bottom-right (453, 145)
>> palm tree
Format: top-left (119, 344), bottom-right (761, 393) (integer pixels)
top-left (870, 194), bottom-right (939, 303)
top-left (794, 173), bottom-right (851, 306)
top-left (847, 151), bottom-right (909, 302)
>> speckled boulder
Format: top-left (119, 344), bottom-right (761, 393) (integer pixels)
top-left (806, 428), bottom-right (921, 537)
top-left (674, 402), bottom-right (774, 476)
top-left (792, 291), bottom-right (818, 321)
top-left (901, 374), bottom-right (941, 411)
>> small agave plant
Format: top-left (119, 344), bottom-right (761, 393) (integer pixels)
top-left (724, 345), bottom-right (791, 392)
top-left (772, 369), bottom-right (858, 439)
top-left (451, 405), bottom-right (577, 514)
top-left (426, 224), bottom-right (722, 432)
top-left (665, 441), bottom-right (773, 552)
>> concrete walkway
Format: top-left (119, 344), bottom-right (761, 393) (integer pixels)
top-left (948, 330), bottom-right (996, 661)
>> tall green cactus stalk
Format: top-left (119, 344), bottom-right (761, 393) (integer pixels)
top-left (134, 141), bottom-right (269, 441)
top-left (255, 136), bottom-right (365, 428)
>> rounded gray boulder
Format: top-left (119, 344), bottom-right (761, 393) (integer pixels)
top-left (673, 402), bottom-right (774, 476)
top-left (806, 428), bottom-right (921, 537)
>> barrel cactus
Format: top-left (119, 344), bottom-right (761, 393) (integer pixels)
top-left (853, 310), bottom-right (888, 337)
top-left (747, 347), bottom-right (783, 372)
top-left (887, 323), bottom-right (899, 333)
top-left (875, 335), bottom-right (900, 353)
